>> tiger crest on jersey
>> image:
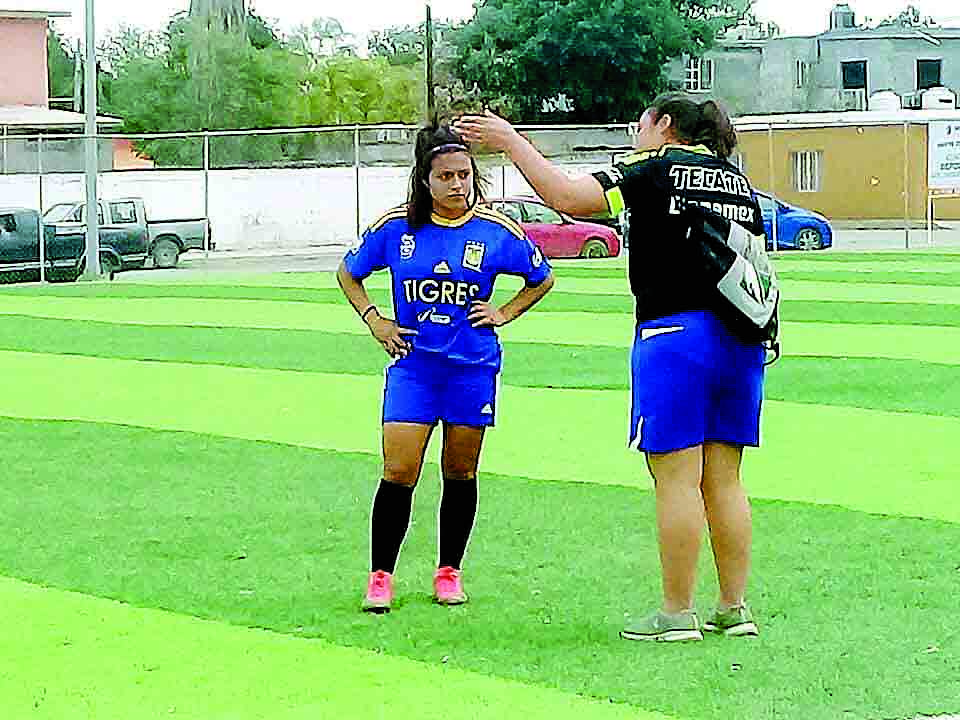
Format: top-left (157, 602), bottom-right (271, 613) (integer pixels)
top-left (462, 241), bottom-right (485, 271)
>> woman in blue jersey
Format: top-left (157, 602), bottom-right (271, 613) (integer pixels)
top-left (337, 122), bottom-right (555, 613)
top-left (456, 95), bottom-right (763, 642)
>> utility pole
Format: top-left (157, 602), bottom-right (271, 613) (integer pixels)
top-left (425, 1), bottom-right (435, 120)
top-left (82, 0), bottom-right (101, 279)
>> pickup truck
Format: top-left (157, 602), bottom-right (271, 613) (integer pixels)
top-left (0, 207), bottom-right (138, 281)
top-left (43, 197), bottom-right (211, 269)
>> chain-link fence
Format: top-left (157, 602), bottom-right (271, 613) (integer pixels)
top-left (2, 120), bottom-right (959, 281)
top-left (1, 124), bottom-right (629, 260)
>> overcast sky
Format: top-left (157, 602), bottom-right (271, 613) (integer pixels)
top-left (7, 0), bottom-right (960, 41)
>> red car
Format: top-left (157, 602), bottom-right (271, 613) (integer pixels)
top-left (486, 197), bottom-right (621, 259)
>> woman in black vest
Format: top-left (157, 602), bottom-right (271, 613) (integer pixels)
top-left (456, 94), bottom-right (764, 642)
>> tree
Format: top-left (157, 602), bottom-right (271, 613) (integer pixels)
top-left (108, 21), bottom-right (304, 166)
top-left (451, 0), bottom-right (749, 123)
top-left (287, 17), bottom-right (353, 65)
top-left (50, 25), bottom-right (118, 112)
top-left (100, 25), bottom-right (165, 75)
top-left (102, 13), bottom-right (423, 167)
top-left (673, 0), bottom-right (752, 44)
top-left (368, 21), bottom-right (461, 68)
top-left (247, 12), bottom-right (281, 49)
top-left (47, 26), bottom-right (76, 101)
top-left (368, 24), bottom-right (424, 66)
top-left (367, 20), bottom-right (487, 120)
top-left (879, 5), bottom-right (937, 28)
top-left (189, 0), bottom-right (246, 34)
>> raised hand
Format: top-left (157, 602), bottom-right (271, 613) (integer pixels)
top-left (453, 110), bottom-right (520, 153)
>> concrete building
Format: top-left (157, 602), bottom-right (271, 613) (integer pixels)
top-left (665, 4), bottom-right (960, 116)
top-left (732, 108), bottom-right (960, 221)
top-left (0, 7), bottom-right (57, 107)
top-left (0, 7), bottom-right (124, 174)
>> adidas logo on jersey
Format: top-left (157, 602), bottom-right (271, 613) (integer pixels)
top-left (481, 403), bottom-right (494, 415)
top-left (434, 261), bottom-right (452, 274)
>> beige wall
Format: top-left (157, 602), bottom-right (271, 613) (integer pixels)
top-left (738, 123), bottom-right (960, 220)
top-left (0, 18), bottom-right (49, 107)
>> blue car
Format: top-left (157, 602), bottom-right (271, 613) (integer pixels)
top-left (756, 191), bottom-right (833, 251)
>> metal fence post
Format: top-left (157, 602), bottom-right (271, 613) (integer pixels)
top-left (354, 125), bottom-right (361, 240)
top-left (768, 123), bottom-right (778, 252)
top-left (904, 122), bottom-right (910, 250)
top-left (82, 0), bottom-right (101, 279)
top-left (203, 133), bottom-right (211, 257)
top-left (38, 136), bottom-right (46, 283)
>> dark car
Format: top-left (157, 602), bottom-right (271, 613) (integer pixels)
top-left (486, 197), bottom-right (621, 259)
top-left (0, 207), bottom-right (142, 282)
top-left (757, 191), bottom-right (834, 251)
top-left (43, 197), bottom-right (210, 269)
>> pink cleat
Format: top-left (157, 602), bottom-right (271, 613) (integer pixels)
top-left (361, 570), bottom-right (393, 613)
top-left (433, 566), bottom-right (468, 605)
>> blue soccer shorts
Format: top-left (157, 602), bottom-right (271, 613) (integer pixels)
top-left (383, 354), bottom-right (499, 427)
top-left (629, 310), bottom-right (765, 454)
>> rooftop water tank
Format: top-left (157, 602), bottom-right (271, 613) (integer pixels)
top-left (869, 91), bottom-right (902, 111)
top-left (921, 87), bottom-right (957, 109)
top-left (830, 3), bottom-right (856, 30)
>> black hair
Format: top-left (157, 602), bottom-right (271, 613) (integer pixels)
top-left (407, 121), bottom-right (485, 229)
top-left (648, 93), bottom-right (738, 160)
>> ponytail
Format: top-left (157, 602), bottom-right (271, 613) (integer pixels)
top-left (698, 99), bottom-right (738, 160)
top-left (648, 93), bottom-right (738, 160)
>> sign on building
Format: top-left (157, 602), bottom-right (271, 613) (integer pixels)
top-left (928, 121), bottom-right (960, 191)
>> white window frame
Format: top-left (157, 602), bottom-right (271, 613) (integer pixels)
top-left (796, 60), bottom-right (809, 88)
top-left (109, 200), bottom-right (138, 224)
top-left (917, 58), bottom-right (943, 91)
top-left (793, 151), bottom-right (823, 193)
top-left (684, 57), bottom-right (714, 93)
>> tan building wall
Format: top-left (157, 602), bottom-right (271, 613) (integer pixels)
top-left (737, 124), bottom-right (960, 220)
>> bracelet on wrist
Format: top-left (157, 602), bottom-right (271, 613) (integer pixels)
top-left (360, 305), bottom-right (377, 322)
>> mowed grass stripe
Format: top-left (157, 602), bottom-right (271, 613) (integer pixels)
top-left (772, 251), bottom-right (960, 263)
top-left (778, 280), bottom-right (960, 304)
top-left (0, 577), bottom-right (655, 720)
top-left (11, 271), bottom-right (960, 304)
top-left (507, 251), bottom-right (960, 266)
top-left (2, 419), bottom-right (957, 720)
top-left (3, 283), bottom-right (960, 325)
top-left (0, 351), bottom-right (957, 522)
top-left (778, 270), bottom-right (960, 286)
top-left (768, 261), bottom-right (960, 274)
top-left (552, 251), bottom-right (960, 266)
top-left (2, 296), bottom-right (959, 364)
top-left (3, 317), bottom-right (960, 418)
top-left (556, 259), bottom-right (960, 286)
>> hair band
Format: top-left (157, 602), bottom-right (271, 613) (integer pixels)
top-left (428, 143), bottom-right (469, 157)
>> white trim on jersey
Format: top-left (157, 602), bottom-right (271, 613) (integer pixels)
top-left (640, 326), bottom-right (684, 341)
top-left (629, 416), bottom-right (645, 451)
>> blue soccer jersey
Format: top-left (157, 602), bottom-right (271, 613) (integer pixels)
top-left (343, 205), bottom-right (552, 370)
